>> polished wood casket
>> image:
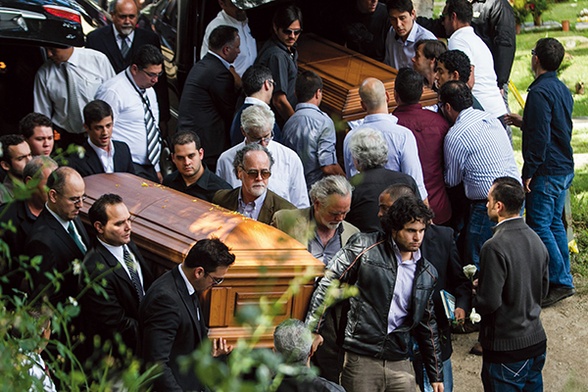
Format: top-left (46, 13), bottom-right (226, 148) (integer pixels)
top-left (80, 173), bottom-right (324, 347)
top-left (297, 34), bottom-right (438, 121)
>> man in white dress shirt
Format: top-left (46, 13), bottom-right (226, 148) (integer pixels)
top-left (216, 105), bottom-right (309, 208)
top-left (33, 46), bottom-right (115, 147)
top-left (200, 0), bottom-right (256, 77)
top-left (441, 0), bottom-right (508, 128)
top-left (95, 44), bottom-right (164, 183)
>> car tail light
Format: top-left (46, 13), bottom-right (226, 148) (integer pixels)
top-left (43, 5), bottom-right (81, 24)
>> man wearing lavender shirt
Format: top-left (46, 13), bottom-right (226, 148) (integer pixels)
top-left (305, 196), bottom-right (443, 392)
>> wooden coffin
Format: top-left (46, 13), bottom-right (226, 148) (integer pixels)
top-left (80, 173), bottom-right (324, 347)
top-left (297, 33), bottom-right (438, 121)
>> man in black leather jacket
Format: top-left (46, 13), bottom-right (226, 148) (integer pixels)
top-left (305, 196), bottom-right (444, 392)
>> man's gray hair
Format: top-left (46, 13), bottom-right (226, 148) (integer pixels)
top-left (349, 128), bottom-right (388, 171)
top-left (232, 143), bottom-right (275, 179)
top-left (241, 105), bottom-right (275, 135)
top-left (273, 319), bottom-right (312, 365)
top-left (23, 156), bottom-right (58, 180)
top-left (309, 175), bottom-right (352, 205)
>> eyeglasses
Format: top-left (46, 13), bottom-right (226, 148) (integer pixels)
top-left (205, 273), bottom-right (224, 286)
top-left (240, 167), bottom-right (272, 180)
top-left (282, 28), bottom-right (302, 36)
top-left (267, 79), bottom-right (276, 87)
top-left (247, 131), bottom-right (274, 145)
top-left (57, 192), bottom-right (87, 205)
top-left (141, 68), bottom-right (163, 79)
top-left (531, 49), bottom-right (536, 56)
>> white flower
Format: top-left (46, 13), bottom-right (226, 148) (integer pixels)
top-left (67, 296), bottom-right (78, 307)
top-left (72, 260), bottom-right (81, 276)
top-left (470, 308), bottom-right (481, 323)
top-left (76, 145), bottom-right (85, 159)
top-left (463, 264), bottom-right (478, 280)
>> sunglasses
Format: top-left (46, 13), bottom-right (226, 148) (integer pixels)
top-left (282, 28), bottom-right (302, 36)
top-left (240, 168), bottom-right (272, 180)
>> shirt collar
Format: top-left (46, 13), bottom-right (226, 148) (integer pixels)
top-left (208, 51), bottom-right (232, 69)
top-left (87, 138), bottom-right (114, 158)
top-left (98, 237), bottom-right (124, 260)
top-left (45, 202), bottom-right (71, 231)
top-left (244, 97), bottom-right (271, 109)
top-left (179, 264), bottom-right (195, 296)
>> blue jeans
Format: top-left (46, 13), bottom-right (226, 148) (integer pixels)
top-left (422, 358), bottom-right (453, 392)
top-left (465, 201), bottom-right (495, 269)
top-left (481, 352), bottom-right (546, 392)
top-left (525, 174), bottom-right (575, 288)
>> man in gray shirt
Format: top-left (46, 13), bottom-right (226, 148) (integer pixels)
top-left (281, 71), bottom-right (344, 190)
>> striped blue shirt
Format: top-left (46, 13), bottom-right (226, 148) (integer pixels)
top-left (444, 108), bottom-right (520, 200)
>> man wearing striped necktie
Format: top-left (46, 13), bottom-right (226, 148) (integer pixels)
top-left (96, 44), bottom-right (164, 183)
top-left (78, 193), bottom-right (154, 365)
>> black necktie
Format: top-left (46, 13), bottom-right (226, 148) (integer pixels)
top-left (123, 247), bottom-right (144, 301)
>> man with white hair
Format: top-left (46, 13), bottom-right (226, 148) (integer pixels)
top-left (216, 105), bottom-right (309, 208)
top-left (345, 128), bottom-right (420, 233)
top-left (273, 319), bottom-right (344, 391)
top-left (272, 175), bottom-right (359, 383)
top-left (343, 77), bottom-right (427, 203)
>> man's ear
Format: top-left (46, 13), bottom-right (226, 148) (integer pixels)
top-left (94, 221), bottom-right (105, 235)
top-left (0, 160), bottom-right (10, 172)
top-left (48, 188), bottom-right (58, 204)
top-left (194, 266), bottom-right (206, 279)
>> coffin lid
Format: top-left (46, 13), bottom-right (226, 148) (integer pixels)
top-left (81, 173), bottom-right (324, 277)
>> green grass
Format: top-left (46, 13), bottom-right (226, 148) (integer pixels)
top-left (509, 1), bottom-right (588, 116)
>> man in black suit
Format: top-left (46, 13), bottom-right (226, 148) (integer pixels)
top-left (79, 193), bottom-right (154, 365)
top-left (140, 238), bottom-right (235, 391)
top-left (162, 130), bottom-right (231, 202)
top-left (26, 167), bottom-right (91, 306)
top-left (177, 25), bottom-right (241, 171)
top-left (67, 100), bottom-right (135, 177)
top-left (86, 0), bottom-right (170, 129)
top-left (212, 143), bottom-right (295, 224)
top-left (0, 156), bottom-right (57, 296)
top-left (378, 183), bottom-right (471, 392)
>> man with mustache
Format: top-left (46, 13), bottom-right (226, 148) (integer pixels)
top-left (213, 143), bottom-right (295, 224)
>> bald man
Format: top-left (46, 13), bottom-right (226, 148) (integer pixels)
top-left (343, 77), bottom-right (428, 203)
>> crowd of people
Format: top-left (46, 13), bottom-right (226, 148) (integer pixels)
top-left (0, 0), bottom-right (577, 391)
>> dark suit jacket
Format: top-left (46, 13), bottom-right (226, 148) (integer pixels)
top-left (67, 140), bottom-right (135, 177)
top-left (140, 266), bottom-right (208, 392)
top-left (177, 54), bottom-right (238, 165)
top-left (346, 166), bottom-right (420, 233)
top-left (0, 200), bottom-right (37, 294)
top-left (212, 188), bottom-right (296, 225)
top-left (86, 25), bottom-right (170, 122)
top-left (79, 241), bottom-right (154, 359)
top-left (420, 225), bottom-right (471, 360)
top-left (26, 208), bottom-right (91, 305)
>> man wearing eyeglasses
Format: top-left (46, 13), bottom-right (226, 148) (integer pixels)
top-left (140, 238), bottom-right (235, 391)
top-left (178, 25), bottom-right (242, 172)
top-left (256, 5), bottom-right (303, 124)
top-left (25, 167), bottom-right (91, 306)
top-left (213, 143), bottom-right (295, 224)
top-left (216, 105), bottom-right (309, 208)
top-left (96, 44), bottom-right (165, 183)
